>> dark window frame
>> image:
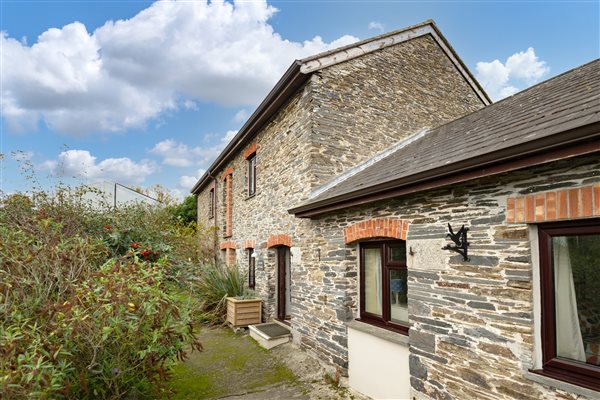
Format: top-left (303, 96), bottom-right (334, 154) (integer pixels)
top-left (248, 248), bottom-right (256, 290)
top-left (359, 240), bottom-right (408, 335)
top-left (248, 153), bottom-right (256, 197)
top-left (536, 218), bottom-right (600, 391)
top-left (208, 188), bottom-right (215, 219)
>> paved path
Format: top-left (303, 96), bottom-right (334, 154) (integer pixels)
top-left (216, 383), bottom-right (309, 399)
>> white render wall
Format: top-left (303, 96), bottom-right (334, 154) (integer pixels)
top-left (348, 326), bottom-right (410, 400)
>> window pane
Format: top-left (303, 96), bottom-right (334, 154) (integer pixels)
top-left (389, 243), bottom-right (406, 263)
top-left (248, 250), bottom-right (256, 289)
top-left (553, 234), bottom-right (600, 366)
top-left (364, 248), bottom-right (382, 316)
top-left (390, 269), bottom-right (408, 325)
top-left (248, 156), bottom-right (256, 195)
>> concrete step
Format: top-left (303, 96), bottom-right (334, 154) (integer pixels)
top-left (249, 322), bottom-right (291, 350)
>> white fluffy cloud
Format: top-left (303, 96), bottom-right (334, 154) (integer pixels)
top-left (368, 21), bottom-right (385, 34)
top-left (2, 0), bottom-right (358, 135)
top-left (149, 129), bottom-right (237, 167)
top-left (234, 108), bottom-right (251, 124)
top-left (42, 150), bottom-right (157, 184)
top-left (149, 140), bottom-right (199, 167)
top-left (179, 168), bottom-right (207, 190)
top-left (476, 47), bottom-right (549, 101)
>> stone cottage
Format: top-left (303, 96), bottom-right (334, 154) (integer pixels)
top-left (192, 20), bottom-right (488, 321)
top-left (192, 20), bottom-right (600, 400)
top-left (290, 59), bottom-right (600, 399)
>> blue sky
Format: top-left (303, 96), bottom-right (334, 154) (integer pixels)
top-left (1, 0), bottom-right (598, 200)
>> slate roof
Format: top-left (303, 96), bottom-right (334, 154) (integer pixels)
top-left (291, 59), bottom-right (600, 217)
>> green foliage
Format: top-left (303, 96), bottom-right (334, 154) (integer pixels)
top-left (66, 258), bottom-right (202, 399)
top-left (194, 263), bottom-right (255, 324)
top-left (568, 235), bottom-right (600, 303)
top-left (0, 188), bottom-right (206, 399)
top-left (168, 195), bottom-right (198, 226)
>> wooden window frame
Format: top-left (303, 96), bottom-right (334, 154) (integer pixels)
top-left (359, 240), bottom-right (408, 335)
top-left (248, 248), bottom-right (256, 290)
top-left (248, 154), bottom-right (256, 197)
top-left (536, 218), bottom-right (600, 391)
top-left (208, 188), bottom-right (215, 219)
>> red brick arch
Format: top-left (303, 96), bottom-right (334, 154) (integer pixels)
top-left (244, 143), bottom-right (257, 160)
top-left (219, 241), bottom-right (236, 250)
top-left (344, 218), bottom-right (409, 244)
top-left (267, 234), bottom-right (292, 248)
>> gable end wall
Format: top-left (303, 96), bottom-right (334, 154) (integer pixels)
top-left (308, 34), bottom-right (485, 188)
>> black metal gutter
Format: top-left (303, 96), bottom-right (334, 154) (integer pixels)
top-left (191, 61), bottom-right (307, 194)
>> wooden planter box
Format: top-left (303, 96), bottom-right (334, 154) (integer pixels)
top-left (226, 297), bottom-right (262, 327)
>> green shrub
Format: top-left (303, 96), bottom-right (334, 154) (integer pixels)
top-left (0, 190), bottom-right (203, 398)
top-left (66, 258), bottom-right (202, 399)
top-left (167, 195), bottom-right (198, 226)
top-left (1, 257), bottom-right (201, 399)
top-left (194, 263), bottom-right (255, 324)
top-left (0, 192), bottom-right (108, 312)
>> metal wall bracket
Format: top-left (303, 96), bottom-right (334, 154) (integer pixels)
top-left (442, 223), bottom-right (470, 261)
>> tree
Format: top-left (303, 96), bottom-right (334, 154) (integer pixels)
top-left (169, 194), bottom-right (197, 225)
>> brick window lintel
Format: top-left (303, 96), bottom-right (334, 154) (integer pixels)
top-left (506, 183), bottom-right (600, 223)
top-left (344, 218), bottom-right (410, 244)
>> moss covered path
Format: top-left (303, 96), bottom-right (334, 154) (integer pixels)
top-left (168, 327), bottom-right (360, 400)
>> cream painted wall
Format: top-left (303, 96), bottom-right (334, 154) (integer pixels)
top-left (348, 326), bottom-right (410, 400)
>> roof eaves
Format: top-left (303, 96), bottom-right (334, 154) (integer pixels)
top-left (289, 122), bottom-right (600, 217)
top-left (191, 61), bottom-right (305, 194)
top-left (191, 19), bottom-right (493, 194)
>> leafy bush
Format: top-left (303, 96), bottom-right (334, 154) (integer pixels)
top-left (167, 195), bottom-right (198, 226)
top-left (0, 189), bottom-right (204, 398)
top-left (194, 263), bottom-right (255, 324)
top-left (0, 192), bottom-right (108, 312)
top-left (67, 258), bottom-right (202, 398)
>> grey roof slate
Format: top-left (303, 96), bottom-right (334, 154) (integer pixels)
top-left (296, 58), bottom-right (600, 212)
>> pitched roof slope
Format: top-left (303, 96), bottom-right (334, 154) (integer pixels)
top-left (191, 20), bottom-right (490, 194)
top-left (291, 59), bottom-right (600, 216)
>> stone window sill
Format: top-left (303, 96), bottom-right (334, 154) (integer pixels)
top-left (524, 371), bottom-right (600, 398)
top-left (345, 320), bottom-right (409, 347)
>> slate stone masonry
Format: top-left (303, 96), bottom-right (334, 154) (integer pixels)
top-left (196, 33), bottom-right (485, 340)
top-left (305, 155), bottom-right (599, 399)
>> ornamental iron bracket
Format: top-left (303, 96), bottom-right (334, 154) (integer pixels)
top-left (442, 223), bottom-right (470, 262)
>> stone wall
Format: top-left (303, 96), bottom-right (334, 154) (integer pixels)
top-left (302, 154), bottom-right (599, 399)
top-left (308, 34), bottom-right (485, 187)
top-left (195, 32), bottom-right (488, 365)
top-left (198, 84), bottom-right (315, 319)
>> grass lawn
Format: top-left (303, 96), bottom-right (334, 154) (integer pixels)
top-left (168, 327), bottom-right (300, 399)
